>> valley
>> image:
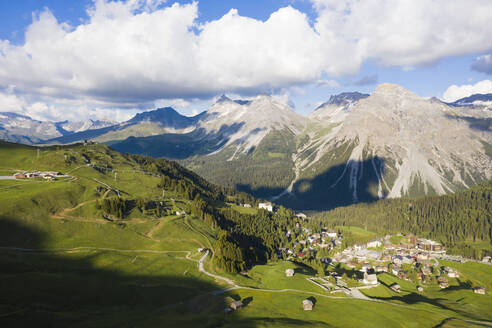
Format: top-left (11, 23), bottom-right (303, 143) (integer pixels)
top-left (0, 141), bottom-right (491, 327)
top-left (3, 86), bottom-right (488, 211)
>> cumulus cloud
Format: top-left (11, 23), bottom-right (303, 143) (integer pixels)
top-left (312, 0), bottom-right (492, 67)
top-left (0, 0), bottom-right (492, 120)
top-left (442, 80), bottom-right (492, 102)
top-left (471, 54), bottom-right (492, 75)
top-left (316, 79), bottom-right (340, 88)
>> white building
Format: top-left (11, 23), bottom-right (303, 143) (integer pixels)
top-left (363, 273), bottom-right (378, 285)
top-left (285, 269), bottom-right (295, 277)
top-left (258, 202), bottom-right (273, 212)
top-left (326, 231), bottom-right (338, 238)
top-left (367, 240), bottom-right (382, 248)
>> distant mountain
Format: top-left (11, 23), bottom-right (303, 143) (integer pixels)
top-left (448, 93), bottom-right (492, 107)
top-left (310, 92), bottom-right (369, 122)
top-left (44, 107), bottom-right (199, 145)
top-left (0, 112), bottom-right (62, 143)
top-left (8, 87), bottom-right (491, 211)
top-left (55, 119), bottom-right (115, 134)
top-left (0, 112), bottom-right (117, 144)
top-left (314, 92), bottom-right (369, 109)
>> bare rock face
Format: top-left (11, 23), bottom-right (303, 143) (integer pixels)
top-left (0, 112), bottom-right (62, 143)
top-left (297, 83), bottom-right (492, 202)
top-left (198, 95), bottom-right (307, 156)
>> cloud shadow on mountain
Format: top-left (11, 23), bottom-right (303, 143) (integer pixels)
top-left (108, 122), bottom-right (246, 159)
top-left (445, 114), bottom-right (492, 132)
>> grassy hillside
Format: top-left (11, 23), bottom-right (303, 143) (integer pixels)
top-left (1, 141), bottom-right (491, 327)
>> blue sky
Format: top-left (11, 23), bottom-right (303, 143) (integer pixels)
top-left (0, 0), bottom-right (491, 120)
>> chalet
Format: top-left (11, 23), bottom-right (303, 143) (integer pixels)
top-left (473, 287), bottom-right (486, 295)
top-left (13, 172), bottom-right (27, 179)
top-left (376, 265), bottom-right (388, 273)
top-left (258, 202), bottom-right (273, 212)
top-left (285, 269), bottom-right (295, 277)
top-left (302, 299), bottom-right (313, 311)
top-left (363, 273), bottom-right (378, 285)
top-left (437, 277), bottom-right (449, 289)
top-left (175, 210), bottom-right (186, 215)
top-left (398, 270), bottom-right (409, 281)
top-left (296, 213), bottom-right (307, 219)
top-left (402, 256), bottom-right (414, 265)
top-left (482, 256), bottom-right (491, 263)
top-left (393, 255), bottom-right (404, 266)
top-left (417, 239), bottom-right (442, 252)
top-left (346, 260), bottom-right (357, 269)
top-left (326, 230), bottom-right (338, 238)
top-left (417, 253), bottom-right (430, 261)
top-left (381, 253), bottom-right (392, 261)
top-left (391, 266), bottom-right (401, 276)
top-left (360, 264), bottom-right (372, 273)
top-left (354, 244), bottom-right (365, 251)
top-left (367, 240), bottom-right (382, 248)
top-left (444, 267), bottom-right (460, 278)
top-left (243, 204), bottom-right (252, 208)
top-left (230, 300), bottom-right (243, 310)
top-left (356, 249), bottom-right (381, 260)
top-left (390, 283), bottom-right (401, 293)
top-left (417, 286), bottom-right (424, 292)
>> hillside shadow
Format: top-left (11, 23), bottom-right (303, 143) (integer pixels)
top-left (445, 114), bottom-right (492, 132)
top-left (0, 217), bottom-right (253, 327)
top-left (109, 123), bottom-right (246, 159)
top-left (374, 279), bottom-right (486, 321)
top-left (237, 157), bottom-right (385, 211)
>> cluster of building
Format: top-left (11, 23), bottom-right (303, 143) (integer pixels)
top-left (332, 234), bottom-right (450, 286)
top-left (280, 227), bottom-right (342, 259)
top-left (13, 171), bottom-right (64, 180)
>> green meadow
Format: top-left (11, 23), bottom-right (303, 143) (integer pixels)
top-left (0, 141), bottom-right (491, 327)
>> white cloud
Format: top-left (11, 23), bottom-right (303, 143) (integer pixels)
top-left (0, 0), bottom-right (492, 120)
top-left (442, 80), bottom-right (492, 102)
top-left (316, 79), bottom-right (340, 88)
top-left (312, 0), bottom-right (492, 67)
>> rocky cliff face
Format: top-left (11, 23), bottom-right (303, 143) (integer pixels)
top-left (4, 85), bottom-right (490, 210)
top-left (294, 84), bottom-right (491, 205)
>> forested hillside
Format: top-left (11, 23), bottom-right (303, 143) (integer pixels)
top-left (314, 181), bottom-right (492, 259)
top-left (0, 141), bottom-right (295, 274)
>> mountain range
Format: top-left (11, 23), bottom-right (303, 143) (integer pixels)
top-left (1, 85), bottom-right (491, 210)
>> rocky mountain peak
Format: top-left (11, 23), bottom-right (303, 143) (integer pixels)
top-left (373, 83), bottom-right (419, 99)
top-left (216, 94), bottom-right (232, 103)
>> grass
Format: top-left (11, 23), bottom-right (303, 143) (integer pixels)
top-left (241, 261), bottom-right (324, 293)
top-left (1, 141), bottom-right (492, 327)
top-left (228, 203), bottom-right (259, 215)
top-left (360, 266), bottom-right (492, 323)
top-left (390, 235), bottom-right (406, 245)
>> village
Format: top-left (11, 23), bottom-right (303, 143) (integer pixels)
top-left (12, 170), bottom-right (67, 181)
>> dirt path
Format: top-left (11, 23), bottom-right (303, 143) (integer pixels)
top-left (146, 221), bottom-right (164, 240)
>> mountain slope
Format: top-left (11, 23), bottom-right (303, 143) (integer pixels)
top-left (280, 84), bottom-right (492, 210)
top-left (0, 112), bottom-right (62, 143)
top-left (19, 86), bottom-right (492, 211)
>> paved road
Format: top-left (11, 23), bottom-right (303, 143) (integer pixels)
top-left (350, 287), bottom-right (371, 300)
